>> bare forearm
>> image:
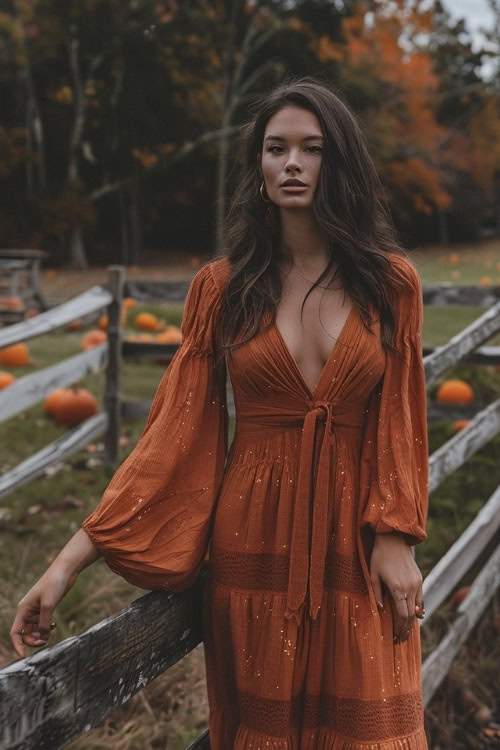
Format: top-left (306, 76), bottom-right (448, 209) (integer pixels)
top-left (53, 528), bottom-right (101, 577)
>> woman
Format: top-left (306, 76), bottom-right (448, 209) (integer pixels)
top-left (11, 78), bottom-right (428, 749)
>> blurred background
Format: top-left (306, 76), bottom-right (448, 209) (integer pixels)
top-left (1, 5), bottom-right (500, 750)
top-left (0, 0), bottom-right (499, 270)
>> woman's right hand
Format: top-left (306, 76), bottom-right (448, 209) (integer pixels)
top-left (10, 566), bottom-right (79, 658)
top-left (10, 527), bottom-right (101, 659)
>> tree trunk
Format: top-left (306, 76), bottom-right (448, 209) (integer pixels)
top-left (129, 183), bottom-right (143, 265)
top-left (437, 209), bottom-right (449, 245)
top-left (118, 187), bottom-right (130, 266)
top-left (69, 224), bottom-right (89, 270)
top-left (215, 109), bottom-right (232, 255)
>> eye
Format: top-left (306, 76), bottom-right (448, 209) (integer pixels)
top-left (307, 146), bottom-right (322, 153)
top-left (267, 145), bottom-right (284, 153)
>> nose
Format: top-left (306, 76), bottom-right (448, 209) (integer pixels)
top-left (285, 148), bottom-right (303, 173)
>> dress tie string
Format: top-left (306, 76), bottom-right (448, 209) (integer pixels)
top-left (285, 400), bottom-right (335, 623)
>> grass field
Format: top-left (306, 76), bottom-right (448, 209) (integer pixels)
top-left (1, 241), bottom-right (499, 749)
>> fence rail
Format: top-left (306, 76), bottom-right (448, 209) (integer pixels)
top-left (0, 269), bottom-right (499, 748)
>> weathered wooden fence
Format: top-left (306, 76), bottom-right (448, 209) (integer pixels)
top-left (0, 269), bottom-right (499, 749)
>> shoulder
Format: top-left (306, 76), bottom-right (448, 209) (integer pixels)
top-left (385, 253), bottom-right (423, 335)
top-left (184, 258), bottom-right (229, 317)
top-left (189, 257), bottom-right (229, 294)
top-left (386, 252), bottom-right (422, 297)
top-left (205, 256), bottom-right (230, 292)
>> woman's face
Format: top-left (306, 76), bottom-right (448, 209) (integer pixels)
top-left (259, 106), bottom-right (323, 210)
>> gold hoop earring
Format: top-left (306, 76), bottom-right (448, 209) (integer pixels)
top-left (260, 181), bottom-right (271, 203)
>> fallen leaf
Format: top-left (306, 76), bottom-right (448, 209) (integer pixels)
top-left (43, 462), bottom-right (71, 477)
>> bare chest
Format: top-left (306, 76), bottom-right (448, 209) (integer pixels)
top-left (275, 278), bottom-right (354, 393)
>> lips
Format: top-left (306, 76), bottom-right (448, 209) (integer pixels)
top-left (281, 178), bottom-right (307, 187)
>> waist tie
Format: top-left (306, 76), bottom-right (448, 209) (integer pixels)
top-left (234, 396), bottom-right (367, 623)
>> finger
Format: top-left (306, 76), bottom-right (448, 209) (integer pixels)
top-left (10, 612), bottom-right (33, 658)
top-left (415, 578), bottom-right (425, 619)
top-left (370, 570), bottom-right (384, 612)
top-left (406, 588), bottom-right (417, 634)
top-left (389, 589), bottom-right (410, 641)
top-left (10, 628), bottom-right (26, 659)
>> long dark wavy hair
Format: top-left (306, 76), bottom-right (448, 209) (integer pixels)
top-left (216, 77), bottom-right (412, 365)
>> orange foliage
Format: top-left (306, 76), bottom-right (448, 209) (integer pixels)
top-left (309, 35), bottom-right (343, 62)
top-left (388, 158), bottom-right (451, 213)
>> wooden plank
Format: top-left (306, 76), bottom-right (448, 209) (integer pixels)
top-left (0, 571), bottom-right (207, 750)
top-left (0, 413), bottom-right (108, 499)
top-left (423, 345), bottom-right (500, 365)
top-left (422, 483), bottom-right (500, 622)
top-left (124, 278), bottom-right (190, 302)
top-left (422, 284), bottom-right (500, 306)
top-left (122, 340), bottom-right (178, 358)
top-left (423, 300), bottom-right (500, 385)
top-left (422, 543), bottom-right (500, 707)
top-left (0, 286), bottom-right (112, 348)
top-left (428, 399), bottom-right (500, 492)
top-left (0, 344), bottom-right (107, 423)
top-left (104, 266), bottom-right (124, 463)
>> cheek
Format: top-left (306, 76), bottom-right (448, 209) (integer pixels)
top-left (261, 154), bottom-right (278, 180)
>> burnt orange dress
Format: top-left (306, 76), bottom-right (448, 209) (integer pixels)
top-left (82, 253), bottom-right (429, 750)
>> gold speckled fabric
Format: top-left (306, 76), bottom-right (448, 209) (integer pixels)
top-left (82, 253), bottom-right (429, 749)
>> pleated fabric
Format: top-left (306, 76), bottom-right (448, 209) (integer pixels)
top-left (82, 253), bottom-right (429, 749)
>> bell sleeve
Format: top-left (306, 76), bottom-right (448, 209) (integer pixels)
top-left (359, 257), bottom-right (428, 545)
top-left (81, 262), bottom-right (228, 591)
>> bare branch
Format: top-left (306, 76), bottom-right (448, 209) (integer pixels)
top-left (90, 125), bottom-right (242, 201)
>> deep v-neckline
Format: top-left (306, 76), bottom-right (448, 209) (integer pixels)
top-left (272, 303), bottom-right (357, 398)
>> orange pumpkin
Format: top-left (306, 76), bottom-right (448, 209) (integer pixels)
top-left (81, 329), bottom-right (107, 350)
top-left (135, 312), bottom-right (158, 331)
top-left (44, 388), bottom-right (70, 416)
top-left (479, 276), bottom-right (492, 287)
top-left (0, 343), bottom-right (30, 367)
top-left (99, 309), bottom-right (127, 329)
top-left (126, 333), bottom-right (155, 342)
top-left (155, 325), bottom-right (182, 344)
top-left (123, 297), bottom-right (137, 309)
top-left (449, 586), bottom-right (470, 610)
top-left (436, 379), bottom-right (474, 405)
top-left (52, 387), bottom-right (98, 427)
top-left (0, 296), bottom-right (24, 309)
top-left (0, 371), bottom-right (16, 389)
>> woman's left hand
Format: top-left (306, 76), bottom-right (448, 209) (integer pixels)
top-left (370, 531), bottom-right (425, 644)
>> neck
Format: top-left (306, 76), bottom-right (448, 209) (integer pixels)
top-left (278, 207), bottom-right (329, 272)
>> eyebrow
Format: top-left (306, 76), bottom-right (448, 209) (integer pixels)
top-left (264, 135), bottom-right (324, 142)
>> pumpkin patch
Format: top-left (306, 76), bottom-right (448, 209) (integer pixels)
top-left (436, 379), bottom-right (474, 405)
top-left (155, 325), bottom-right (182, 344)
top-left (44, 388), bottom-right (70, 416)
top-left (0, 371), bottom-right (16, 389)
top-left (51, 387), bottom-right (98, 427)
top-left (0, 342), bottom-right (30, 367)
top-left (81, 329), bottom-right (107, 350)
top-left (135, 312), bottom-right (158, 331)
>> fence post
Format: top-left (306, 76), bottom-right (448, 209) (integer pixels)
top-left (104, 265), bottom-right (125, 463)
